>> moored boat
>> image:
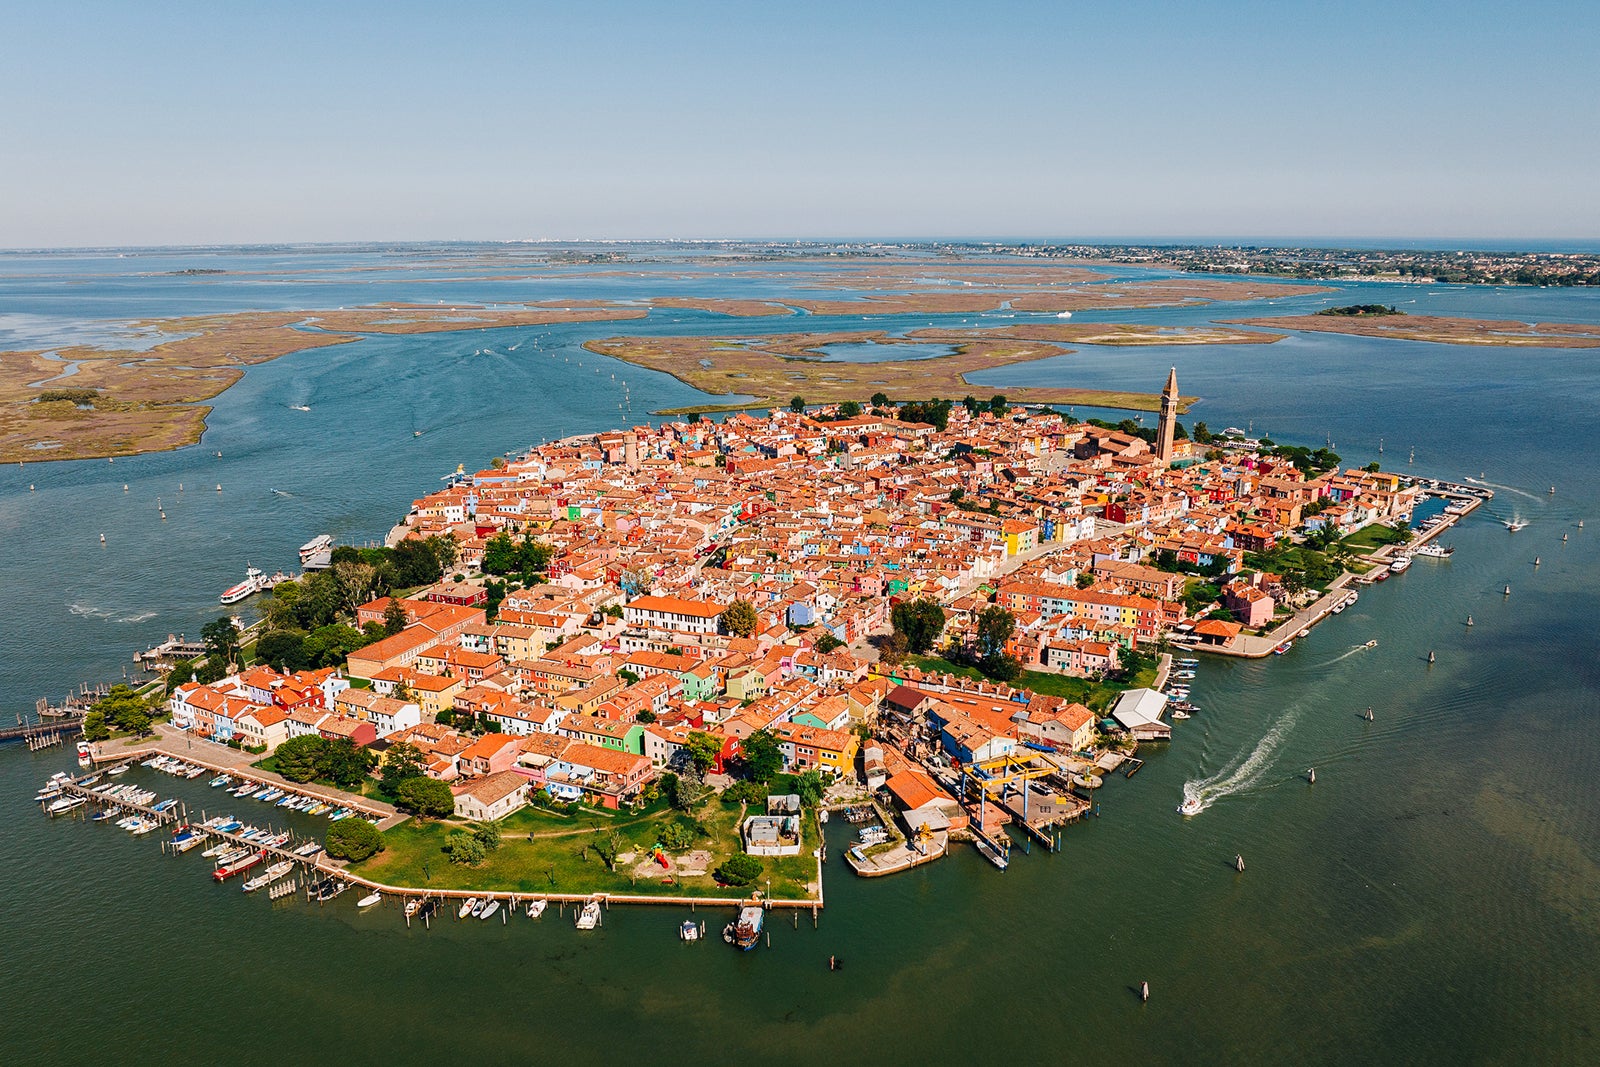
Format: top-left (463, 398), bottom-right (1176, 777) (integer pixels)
top-left (575, 900), bottom-right (602, 930)
top-left (526, 899), bottom-right (547, 919)
top-left (358, 891), bottom-right (383, 909)
top-left (243, 861), bottom-right (294, 891)
top-left (726, 905), bottom-right (762, 949)
top-left (214, 850), bottom-right (265, 881)
top-left (478, 900), bottom-right (501, 920)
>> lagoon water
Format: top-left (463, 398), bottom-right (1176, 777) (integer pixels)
top-left (2, 248), bottom-right (1599, 1064)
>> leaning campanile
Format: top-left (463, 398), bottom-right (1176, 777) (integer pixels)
top-left (1156, 367), bottom-right (1179, 463)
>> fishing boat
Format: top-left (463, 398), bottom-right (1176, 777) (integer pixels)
top-left (213, 850), bottom-right (265, 881)
top-left (479, 900), bottom-right (501, 920)
top-left (526, 899), bottom-right (547, 919)
top-left (357, 891), bottom-right (383, 909)
top-left (243, 861), bottom-right (294, 892)
top-left (575, 900), bottom-right (602, 930)
top-left (725, 905), bottom-right (762, 950)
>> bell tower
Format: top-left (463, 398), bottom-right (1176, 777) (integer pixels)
top-left (1156, 367), bottom-right (1179, 464)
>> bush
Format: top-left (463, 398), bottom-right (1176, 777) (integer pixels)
top-left (325, 818), bottom-right (383, 862)
top-left (659, 822), bottom-right (694, 852)
top-left (444, 831), bottom-right (487, 866)
top-left (713, 854), bottom-right (763, 887)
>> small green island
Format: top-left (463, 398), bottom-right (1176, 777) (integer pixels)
top-left (1315, 304), bottom-right (1403, 317)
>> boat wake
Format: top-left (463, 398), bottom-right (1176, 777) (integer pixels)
top-left (1180, 710), bottom-right (1299, 816)
top-left (1320, 644), bottom-right (1375, 667)
top-left (69, 603), bottom-right (157, 624)
top-left (1476, 479), bottom-right (1541, 503)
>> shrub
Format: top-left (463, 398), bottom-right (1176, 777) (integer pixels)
top-left (713, 854), bottom-right (763, 887)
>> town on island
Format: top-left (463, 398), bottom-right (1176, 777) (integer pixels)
top-left (35, 364), bottom-right (1484, 944)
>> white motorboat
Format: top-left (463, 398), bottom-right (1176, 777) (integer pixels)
top-left (479, 900), bottom-right (501, 920)
top-left (1178, 796), bottom-right (1203, 817)
top-left (458, 898), bottom-right (479, 920)
top-left (526, 899), bottom-right (547, 919)
top-left (357, 891), bottom-right (383, 909)
top-left (575, 900), bottom-right (602, 930)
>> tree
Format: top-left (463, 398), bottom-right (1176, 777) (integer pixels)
top-left (317, 738), bottom-right (375, 790)
top-left (871, 392), bottom-right (889, 407)
top-left (891, 598), bottom-right (946, 654)
top-left (274, 735), bottom-right (326, 783)
top-left (515, 536), bottom-right (553, 575)
top-left (720, 599), bottom-right (758, 638)
top-left (383, 598), bottom-right (410, 636)
top-left (81, 710), bottom-right (110, 742)
top-left (795, 770), bottom-right (825, 807)
top-left (790, 396), bottom-right (807, 413)
top-left (165, 660), bottom-right (196, 694)
top-left (878, 630), bottom-right (909, 665)
top-left (963, 395), bottom-right (981, 414)
top-left (838, 399), bottom-right (862, 418)
top-left (988, 394), bottom-right (1008, 415)
top-left (713, 854), bottom-right (763, 887)
top-left (684, 731), bottom-right (722, 776)
top-left (660, 822), bottom-right (694, 852)
top-left (975, 606), bottom-right (1018, 677)
top-left (1193, 421), bottom-right (1213, 444)
top-left (91, 684), bottom-right (156, 735)
top-left (325, 818), bottom-right (383, 862)
top-left (444, 831), bottom-right (487, 866)
top-left (741, 729), bottom-right (784, 782)
top-left (395, 776), bottom-right (454, 818)
top-left (814, 631), bottom-right (844, 653)
top-left (592, 828), bottom-right (625, 871)
top-left (201, 617), bottom-right (241, 671)
top-left (482, 532), bottom-right (517, 576)
top-left (469, 820), bottom-right (502, 853)
top-left (256, 630), bottom-right (309, 673)
top-left (379, 742), bottom-right (426, 795)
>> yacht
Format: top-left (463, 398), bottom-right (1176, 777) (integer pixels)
top-left (1413, 542), bottom-right (1454, 558)
top-left (1389, 556), bottom-right (1412, 573)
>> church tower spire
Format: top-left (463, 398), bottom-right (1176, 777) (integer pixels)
top-left (1156, 367), bottom-right (1179, 463)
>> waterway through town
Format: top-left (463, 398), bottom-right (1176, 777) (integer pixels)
top-left (2, 249), bottom-right (1599, 1063)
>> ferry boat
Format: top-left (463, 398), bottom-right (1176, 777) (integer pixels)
top-left (575, 899), bottom-right (602, 930)
top-left (1413, 542), bottom-right (1455, 558)
top-left (220, 566), bottom-right (267, 605)
top-left (299, 534), bottom-right (334, 569)
top-left (726, 905), bottom-right (763, 950)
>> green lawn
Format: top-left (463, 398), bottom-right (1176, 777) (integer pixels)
top-left (1341, 524), bottom-right (1405, 551)
top-left (905, 656), bottom-right (1153, 711)
top-left (350, 795), bottom-right (818, 900)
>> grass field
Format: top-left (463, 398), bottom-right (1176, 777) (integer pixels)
top-left (350, 795), bottom-right (819, 900)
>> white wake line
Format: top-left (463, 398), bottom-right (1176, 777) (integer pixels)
top-left (1182, 709), bottom-right (1300, 815)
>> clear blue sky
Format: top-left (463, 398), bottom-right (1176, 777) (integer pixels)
top-left (3, 0), bottom-right (1597, 246)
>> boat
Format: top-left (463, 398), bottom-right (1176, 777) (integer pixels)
top-left (680, 920), bottom-right (701, 941)
top-left (1178, 796), bottom-right (1203, 816)
top-left (725, 905), bottom-right (762, 949)
top-left (293, 841), bottom-right (322, 857)
top-left (405, 899), bottom-right (421, 918)
top-left (1389, 556), bottom-right (1412, 573)
top-left (243, 861), bottom-right (294, 892)
top-left (47, 795), bottom-right (86, 815)
top-left (91, 808), bottom-right (119, 822)
top-left (358, 891), bottom-right (383, 909)
top-left (1504, 518), bottom-right (1529, 532)
top-left (526, 899), bottom-right (547, 919)
top-left (458, 897), bottom-right (479, 920)
top-left (209, 774), bottom-right (231, 787)
top-left (107, 763), bottom-right (129, 776)
top-left (299, 534), bottom-right (334, 569)
top-left (290, 404), bottom-right (311, 412)
top-left (220, 565), bottom-right (267, 605)
top-left (173, 833), bottom-right (207, 852)
top-left (1172, 709), bottom-right (1191, 720)
top-left (213, 851), bottom-right (265, 881)
top-left (313, 879), bottom-right (349, 902)
top-left (575, 900), bottom-right (602, 930)
top-left (479, 900), bottom-right (501, 920)
top-left (1373, 570), bottom-right (1390, 582)
top-left (1414, 542), bottom-right (1454, 558)
top-left (1364, 639), bottom-right (1378, 648)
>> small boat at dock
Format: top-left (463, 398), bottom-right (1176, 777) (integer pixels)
top-left (526, 899), bottom-right (547, 919)
top-left (214, 851), bottom-right (265, 881)
top-left (724, 904), bottom-right (762, 949)
top-left (575, 900), bottom-right (602, 930)
top-left (478, 900), bottom-right (501, 920)
top-left (358, 891), bottom-right (383, 909)
top-left (243, 861), bottom-right (294, 892)
top-left (459, 897), bottom-right (479, 919)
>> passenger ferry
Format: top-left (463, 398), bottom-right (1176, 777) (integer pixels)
top-left (220, 566), bottom-right (267, 605)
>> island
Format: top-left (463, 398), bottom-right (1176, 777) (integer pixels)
top-left (48, 368), bottom-right (1476, 913)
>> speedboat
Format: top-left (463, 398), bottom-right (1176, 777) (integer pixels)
top-left (1504, 519), bottom-right (1529, 532)
top-left (1178, 796), bottom-right (1203, 817)
top-left (526, 899), bottom-right (547, 919)
top-left (1364, 639), bottom-right (1378, 648)
top-left (358, 891), bottom-right (383, 909)
top-left (209, 774), bottom-right (230, 787)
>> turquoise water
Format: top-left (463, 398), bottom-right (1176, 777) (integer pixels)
top-left (2, 248), bottom-right (1599, 1064)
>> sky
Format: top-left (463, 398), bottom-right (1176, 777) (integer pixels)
top-left (2, 0), bottom-right (1598, 247)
